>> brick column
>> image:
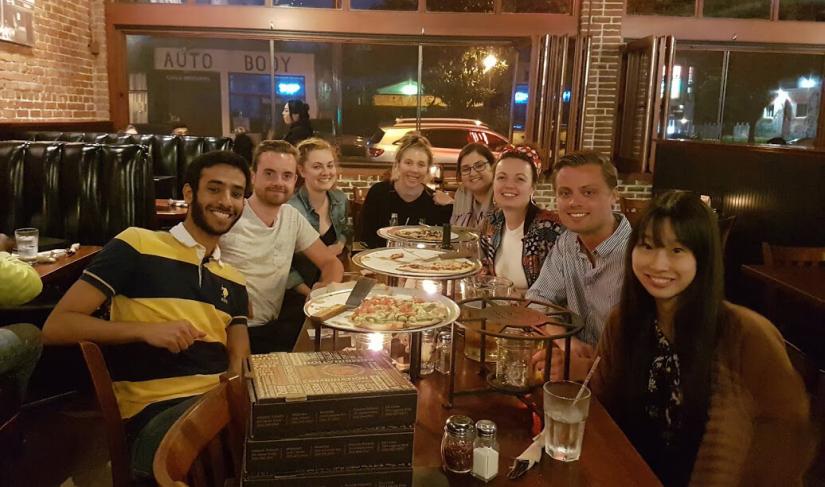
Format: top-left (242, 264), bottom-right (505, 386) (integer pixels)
top-left (579, 0), bottom-right (623, 155)
top-left (0, 0), bottom-right (109, 121)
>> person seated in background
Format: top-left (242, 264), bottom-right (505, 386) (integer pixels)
top-left (171, 123), bottom-right (189, 137)
top-left (282, 100), bottom-right (313, 146)
top-left (591, 190), bottom-right (814, 486)
top-left (436, 143), bottom-right (496, 230)
top-left (220, 140), bottom-right (343, 354)
top-left (0, 234), bottom-right (43, 403)
top-left (42, 151), bottom-right (252, 482)
top-left (359, 133), bottom-right (453, 248)
top-left (527, 150), bottom-right (631, 379)
top-left (232, 126), bottom-right (254, 164)
top-left (478, 145), bottom-right (563, 293)
top-left (287, 138), bottom-right (349, 294)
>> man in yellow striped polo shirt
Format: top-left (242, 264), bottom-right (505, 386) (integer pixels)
top-left (44, 150), bottom-right (252, 482)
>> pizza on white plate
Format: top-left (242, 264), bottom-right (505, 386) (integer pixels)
top-left (396, 259), bottom-right (475, 275)
top-left (350, 295), bottom-right (449, 331)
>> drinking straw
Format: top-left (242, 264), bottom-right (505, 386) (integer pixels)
top-left (572, 356), bottom-right (601, 405)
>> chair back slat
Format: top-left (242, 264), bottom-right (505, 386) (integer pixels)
top-left (78, 341), bottom-right (131, 487)
top-left (154, 375), bottom-right (245, 487)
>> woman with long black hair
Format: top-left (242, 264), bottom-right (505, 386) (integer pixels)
top-left (281, 99), bottom-right (313, 145)
top-left (591, 190), bottom-right (814, 486)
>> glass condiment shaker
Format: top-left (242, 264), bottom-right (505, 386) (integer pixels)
top-left (435, 329), bottom-right (452, 374)
top-left (472, 420), bottom-right (499, 482)
top-left (441, 415), bottom-right (476, 474)
top-left (389, 212), bottom-right (399, 227)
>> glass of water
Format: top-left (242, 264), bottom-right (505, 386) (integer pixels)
top-left (543, 380), bottom-right (591, 462)
top-left (14, 228), bottom-right (39, 262)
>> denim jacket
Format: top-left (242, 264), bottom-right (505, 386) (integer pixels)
top-left (286, 186), bottom-right (349, 289)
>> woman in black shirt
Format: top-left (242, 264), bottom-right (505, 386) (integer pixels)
top-left (359, 133), bottom-right (452, 248)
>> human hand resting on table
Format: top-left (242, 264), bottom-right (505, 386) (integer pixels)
top-left (141, 320), bottom-right (206, 353)
top-left (433, 190), bottom-right (454, 206)
top-left (328, 241), bottom-right (345, 256)
top-left (531, 337), bottom-right (595, 381)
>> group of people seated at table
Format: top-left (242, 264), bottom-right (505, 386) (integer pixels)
top-left (11, 130), bottom-right (809, 485)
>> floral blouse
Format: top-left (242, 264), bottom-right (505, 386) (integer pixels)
top-left (478, 204), bottom-right (563, 288)
top-left (645, 323), bottom-right (683, 447)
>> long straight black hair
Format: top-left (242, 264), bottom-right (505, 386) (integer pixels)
top-left (615, 190), bottom-right (725, 486)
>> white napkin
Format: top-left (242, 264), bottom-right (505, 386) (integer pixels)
top-left (508, 427), bottom-right (546, 479)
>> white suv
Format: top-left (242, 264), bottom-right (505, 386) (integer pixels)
top-left (367, 118), bottom-right (510, 166)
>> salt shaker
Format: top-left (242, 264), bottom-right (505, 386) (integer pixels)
top-left (435, 329), bottom-right (452, 374)
top-left (389, 212), bottom-right (399, 227)
top-left (472, 419), bottom-right (499, 481)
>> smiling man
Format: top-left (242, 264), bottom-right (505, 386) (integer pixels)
top-left (526, 151), bottom-right (631, 378)
top-left (220, 140), bottom-right (343, 354)
top-left (43, 151), bottom-right (252, 482)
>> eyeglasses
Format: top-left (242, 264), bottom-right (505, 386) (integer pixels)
top-left (459, 160), bottom-right (490, 175)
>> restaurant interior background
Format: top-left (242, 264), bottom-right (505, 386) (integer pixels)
top-left (0, 0), bottom-right (824, 485)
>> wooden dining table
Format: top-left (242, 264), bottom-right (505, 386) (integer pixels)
top-left (35, 245), bottom-right (102, 285)
top-left (155, 198), bottom-right (189, 225)
top-left (410, 352), bottom-right (661, 486)
top-left (742, 264), bottom-right (825, 309)
top-left (293, 330), bottom-right (661, 486)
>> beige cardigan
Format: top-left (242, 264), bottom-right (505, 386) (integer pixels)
top-left (592, 302), bottom-right (816, 486)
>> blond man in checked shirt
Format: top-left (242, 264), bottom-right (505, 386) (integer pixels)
top-left (527, 151), bottom-right (631, 380)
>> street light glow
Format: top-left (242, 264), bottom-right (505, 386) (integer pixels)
top-left (482, 54), bottom-right (498, 73)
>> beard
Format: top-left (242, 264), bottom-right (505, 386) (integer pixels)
top-left (190, 192), bottom-right (239, 236)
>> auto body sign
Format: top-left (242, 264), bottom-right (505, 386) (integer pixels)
top-left (154, 48), bottom-right (314, 74)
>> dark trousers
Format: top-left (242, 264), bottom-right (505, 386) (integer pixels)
top-left (247, 289), bottom-right (306, 354)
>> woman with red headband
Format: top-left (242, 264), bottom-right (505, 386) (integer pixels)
top-left (478, 145), bottom-right (564, 292)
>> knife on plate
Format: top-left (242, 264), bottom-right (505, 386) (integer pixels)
top-left (310, 277), bottom-right (376, 322)
top-left (420, 249), bottom-right (474, 262)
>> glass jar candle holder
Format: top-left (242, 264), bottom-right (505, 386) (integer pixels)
top-left (495, 336), bottom-right (537, 389)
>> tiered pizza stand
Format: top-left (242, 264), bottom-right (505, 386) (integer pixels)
top-left (348, 243), bottom-right (483, 380)
top-left (447, 296), bottom-right (584, 416)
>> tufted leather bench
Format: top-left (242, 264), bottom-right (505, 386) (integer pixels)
top-left (0, 141), bottom-right (156, 245)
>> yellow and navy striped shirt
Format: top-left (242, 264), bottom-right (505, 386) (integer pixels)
top-left (80, 225), bottom-right (248, 419)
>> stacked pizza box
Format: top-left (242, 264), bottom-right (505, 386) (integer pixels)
top-left (242, 351), bottom-right (418, 487)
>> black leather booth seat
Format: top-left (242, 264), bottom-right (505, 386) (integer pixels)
top-left (0, 132), bottom-right (233, 199)
top-left (0, 141), bottom-right (156, 246)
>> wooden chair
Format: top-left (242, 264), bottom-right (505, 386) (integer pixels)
top-left (153, 375), bottom-right (247, 487)
top-left (762, 243), bottom-right (825, 267)
top-left (785, 341), bottom-right (825, 485)
top-left (619, 197), bottom-right (650, 229)
top-left (79, 341), bottom-right (131, 487)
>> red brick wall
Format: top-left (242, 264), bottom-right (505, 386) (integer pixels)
top-left (579, 0), bottom-right (623, 155)
top-left (0, 0), bottom-right (109, 122)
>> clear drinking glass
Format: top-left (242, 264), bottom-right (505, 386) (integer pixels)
top-left (462, 276), bottom-right (514, 362)
top-left (14, 228), bottom-right (39, 262)
top-left (420, 329), bottom-right (436, 375)
top-left (543, 381), bottom-right (591, 462)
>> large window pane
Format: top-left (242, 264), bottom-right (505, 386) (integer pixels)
top-left (426, 0), bottom-right (493, 12)
top-left (666, 50), bottom-right (724, 141)
top-left (501, 0), bottom-right (571, 13)
top-left (722, 52), bottom-right (823, 145)
top-left (127, 36), bottom-right (273, 136)
top-left (351, 0), bottom-right (417, 10)
top-left (421, 45), bottom-right (516, 137)
top-left (626, 0), bottom-right (694, 16)
top-left (341, 44), bottom-right (418, 138)
top-left (703, 0), bottom-right (770, 19)
top-left (779, 0), bottom-right (825, 21)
